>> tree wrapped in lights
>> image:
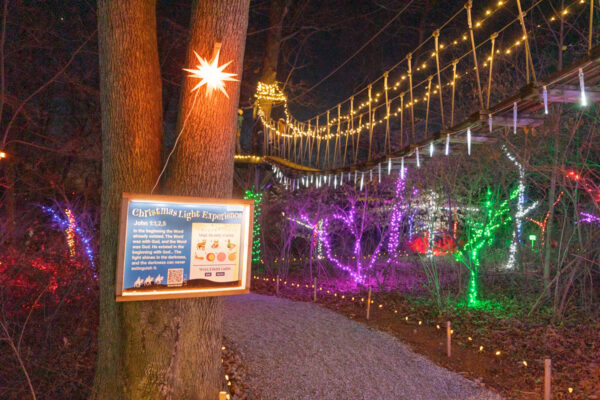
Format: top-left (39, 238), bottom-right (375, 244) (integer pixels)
top-left (386, 172), bottom-right (418, 262)
top-left (244, 186), bottom-right (263, 264)
top-left (318, 202), bottom-right (379, 284)
top-left (40, 204), bottom-right (96, 268)
top-left (386, 174), bottom-right (406, 257)
top-left (313, 179), bottom-right (406, 285)
top-left (502, 145), bottom-right (538, 270)
top-left (284, 173), bottom-right (419, 285)
top-left (454, 188), bottom-right (514, 306)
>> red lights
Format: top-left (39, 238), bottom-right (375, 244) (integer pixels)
top-left (408, 232), bottom-right (456, 256)
top-left (566, 170), bottom-right (581, 181)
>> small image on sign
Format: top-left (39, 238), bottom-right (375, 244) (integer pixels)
top-left (190, 222), bottom-right (240, 284)
top-left (167, 268), bottom-right (184, 287)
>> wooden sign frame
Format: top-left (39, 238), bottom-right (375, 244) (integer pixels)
top-left (116, 193), bottom-right (253, 301)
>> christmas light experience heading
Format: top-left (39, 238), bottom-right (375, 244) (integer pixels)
top-left (131, 207), bottom-right (242, 222)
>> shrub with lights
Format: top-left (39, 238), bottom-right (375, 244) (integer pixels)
top-left (243, 187), bottom-right (263, 264)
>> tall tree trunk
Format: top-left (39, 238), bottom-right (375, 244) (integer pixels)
top-left (543, 112), bottom-right (560, 287)
top-left (93, 0), bottom-right (163, 398)
top-left (417, 0), bottom-right (431, 45)
top-left (160, 0), bottom-right (249, 399)
top-left (252, 0), bottom-right (287, 156)
top-left (543, 9), bottom-right (565, 288)
top-left (258, 0), bottom-right (288, 120)
top-left (94, 1), bottom-right (249, 398)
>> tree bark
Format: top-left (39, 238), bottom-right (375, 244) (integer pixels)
top-left (93, 0), bottom-right (163, 398)
top-left (251, 0), bottom-right (287, 156)
top-left (159, 0), bottom-right (249, 399)
top-left (543, 112), bottom-right (560, 287)
top-left (94, 1), bottom-right (249, 398)
top-left (543, 11), bottom-right (565, 288)
top-left (164, 1), bottom-right (248, 196)
top-left (417, 0), bottom-right (431, 45)
top-left (257, 0), bottom-right (288, 120)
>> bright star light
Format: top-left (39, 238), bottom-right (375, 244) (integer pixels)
top-left (183, 46), bottom-right (238, 98)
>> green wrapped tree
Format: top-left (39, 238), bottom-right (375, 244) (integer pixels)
top-left (454, 188), bottom-right (514, 306)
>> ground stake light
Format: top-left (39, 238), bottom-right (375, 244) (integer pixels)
top-left (529, 234), bottom-right (537, 252)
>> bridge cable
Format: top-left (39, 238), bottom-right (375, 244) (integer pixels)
top-left (290, 0), bottom-right (416, 102)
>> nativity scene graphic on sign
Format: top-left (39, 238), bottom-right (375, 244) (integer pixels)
top-left (116, 194), bottom-right (253, 301)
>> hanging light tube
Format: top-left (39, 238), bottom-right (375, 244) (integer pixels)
top-left (579, 68), bottom-right (587, 106)
top-left (467, 128), bottom-right (471, 155)
top-left (400, 157), bottom-right (405, 179)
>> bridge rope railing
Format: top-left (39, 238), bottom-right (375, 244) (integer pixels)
top-left (253, 0), bottom-right (598, 182)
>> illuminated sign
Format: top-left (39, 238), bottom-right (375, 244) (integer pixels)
top-left (116, 193), bottom-right (253, 301)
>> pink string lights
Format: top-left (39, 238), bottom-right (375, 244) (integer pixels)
top-left (580, 211), bottom-right (600, 226)
top-left (386, 173), bottom-right (418, 263)
top-left (296, 173), bottom-right (419, 284)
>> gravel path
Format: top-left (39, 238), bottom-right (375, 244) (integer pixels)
top-left (223, 293), bottom-right (502, 400)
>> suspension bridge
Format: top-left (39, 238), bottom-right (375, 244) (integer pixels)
top-left (236, 0), bottom-right (599, 188)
